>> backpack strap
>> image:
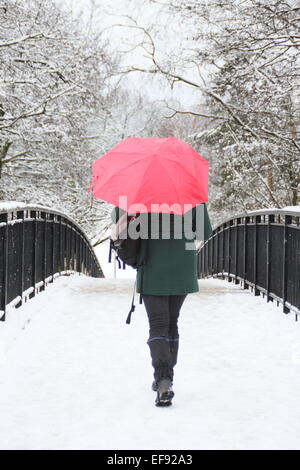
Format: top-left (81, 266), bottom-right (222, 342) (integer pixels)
top-left (139, 238), bottom-right (149, 304)
top-left (108, 239), bottom-right (126, 270)
top-left (108, 239), bottom-right (113, 263)
top-left (126, 279), bottom-right (136, 324)
top-left (126, 238), bottom-right (149, 324)
top-left (139, 264), bottom-right (144, 305)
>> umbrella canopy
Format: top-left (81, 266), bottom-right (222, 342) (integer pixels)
top-left (89, 136), bottom-right (209, 215)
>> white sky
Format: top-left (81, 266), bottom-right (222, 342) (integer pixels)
top-left (54, 0), bottom-right (203, 107)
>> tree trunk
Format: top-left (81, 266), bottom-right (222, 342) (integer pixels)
top-left (0, 140), bottom-right (12, 179)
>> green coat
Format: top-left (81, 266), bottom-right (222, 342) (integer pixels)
top-left (111, 204), bottom-right (213, 296)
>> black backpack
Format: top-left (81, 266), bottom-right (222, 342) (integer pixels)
top-left (109, 212), bottom-right (141, 268)
top-left (109, 212), bottom-right (147, 324)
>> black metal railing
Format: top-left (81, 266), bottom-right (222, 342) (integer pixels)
top-left (198, 208), bottom-right (300, 320)
top-left (0, 204), bottom-right (103, 320)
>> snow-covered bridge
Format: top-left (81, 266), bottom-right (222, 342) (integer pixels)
top-left (0, 204), bottom-right (300, 450)
top-left (1, 270), bottom-right (300, 450)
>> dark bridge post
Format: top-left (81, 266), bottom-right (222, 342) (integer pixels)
top-left (0, 213), bottom-right (8, 321)
top-left (282, 215), bottom-right (292, 314)
top-left (266, 214), bottom-right (274, 303)
top-left (253, 215), bottom-right (261, 296)
top-left (243, 215), bottom-right (249, 290)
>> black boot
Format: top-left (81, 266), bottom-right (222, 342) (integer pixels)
top-left (148, 337), bottom-right (173, 392)
top-left (151, 337), bottom-right (179, 392)
top-left (155, 378), bottom-right (174, 407)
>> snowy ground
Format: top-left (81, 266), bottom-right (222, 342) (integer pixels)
top-left (1, 242), bottom-right (300, 450)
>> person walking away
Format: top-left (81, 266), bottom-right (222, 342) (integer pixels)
top-left (111, 204), bottom-right (213, 406)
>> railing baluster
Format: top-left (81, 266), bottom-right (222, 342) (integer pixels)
top-left (243, 216), bottom-right (249, 290)
top-left (282, 215), bottom-right (291, 314)
top-left (51, 213), bottom-right (55, 281)
top-left (32, 210), bottom-right (37, 299)
top-left (254, 215), bottom-right (260, 296)
top-left (234, 218), bottom-right (238, 284)
top-left (216, 227), bottom-right (219, 278)
top-left (0, 213), bottom-right (8, 321)
top-left (59, 216), bottom-right (63, 275)
top-left (17, 210), bottom-right (25, 307)
top-left (221, 223), bottom-right (225, 280)
top-left (266, 214), bottom-right (274, 303)
top-left (41, 211), bottom-right (46, 291)
top-left (79, 233), bottom-right (83, 274)
top-left (210, 230), bottom-right (213, 276)
top-left (228, 220), bottom-right (232, 282)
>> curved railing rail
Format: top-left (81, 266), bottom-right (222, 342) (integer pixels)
top-left (198, 208), bottom-right (300, 320)
top-left (0, 204), bottom-right (103, 321)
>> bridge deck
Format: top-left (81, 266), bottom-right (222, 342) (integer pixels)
top-left (0, 275), bottom-right (300, 450)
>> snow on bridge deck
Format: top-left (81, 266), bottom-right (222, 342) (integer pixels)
top-left (1, 252), bottom-right (300, 449)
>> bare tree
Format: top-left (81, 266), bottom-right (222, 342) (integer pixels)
top-left (108, 0), bottom-right (300, 222)
top-left (0, 0), bottom-right (119, 237)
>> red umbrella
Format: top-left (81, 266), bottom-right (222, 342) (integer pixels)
top-left (89, 137), bottom-right (209, 215)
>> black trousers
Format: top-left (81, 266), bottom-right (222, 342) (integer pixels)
top-left (142, 294), bottom-right (187, 382)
